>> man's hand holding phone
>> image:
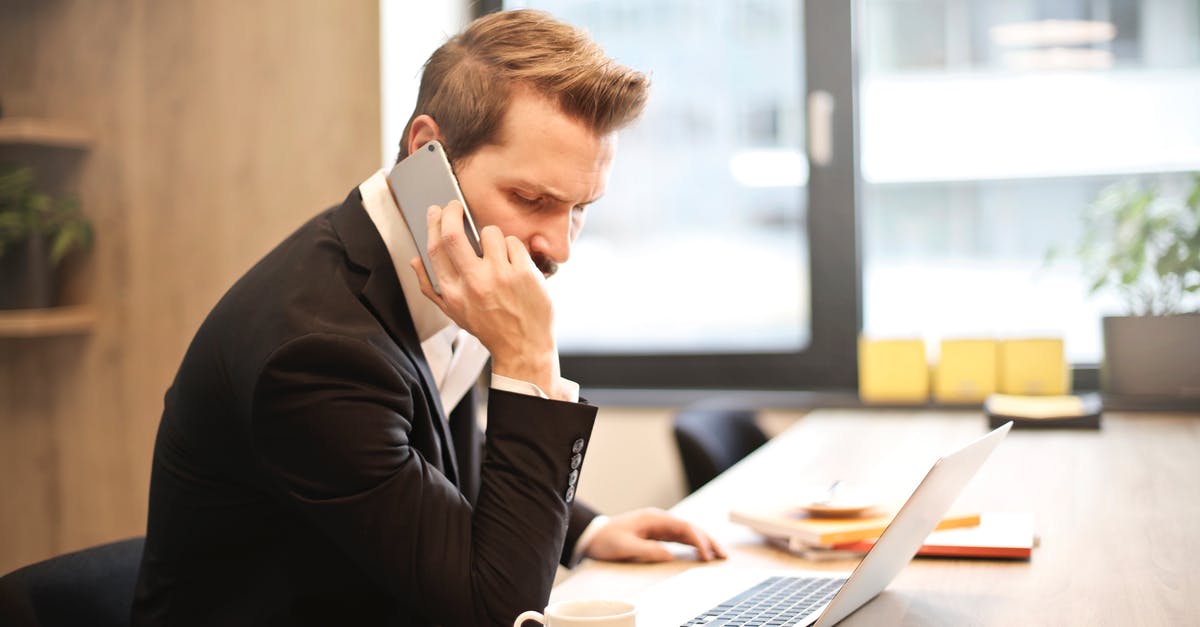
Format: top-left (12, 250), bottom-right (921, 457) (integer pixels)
top-left (412, 201), bottom-right (567, 401)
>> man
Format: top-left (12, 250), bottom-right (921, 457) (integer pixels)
top-left (132, 9), bottom-right (723, 627)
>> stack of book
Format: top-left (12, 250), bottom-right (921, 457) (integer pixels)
top-left (729, 507), bottom-right (1035, 560)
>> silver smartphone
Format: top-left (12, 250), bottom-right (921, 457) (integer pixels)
top-left (386, 140), bottom-right (482, 294)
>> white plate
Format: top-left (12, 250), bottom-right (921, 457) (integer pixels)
top-left (797, 502), bottom-right (878, 518)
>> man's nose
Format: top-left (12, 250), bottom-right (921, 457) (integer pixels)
top-left (530, 212), bottom-right (575, 264)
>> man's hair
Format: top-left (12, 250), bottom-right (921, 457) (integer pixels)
top-left (397, 9), bottom-right (650, 164)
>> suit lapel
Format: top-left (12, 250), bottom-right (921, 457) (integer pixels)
top-left (330, 189), bottom-right (460, 486)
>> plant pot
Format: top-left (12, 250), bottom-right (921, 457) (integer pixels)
top-left (0, 236), bottom-right (53, 310)
top-left (1102, 314), bottom-right (1200, 400)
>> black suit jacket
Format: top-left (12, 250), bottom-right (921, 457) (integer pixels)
top-left (132, 189), bottom-right (598, 626)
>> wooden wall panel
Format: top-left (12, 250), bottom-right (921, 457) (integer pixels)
top-left (0, 342), bottom-right (60, 569)
top-left (0, 0), bottom-right (381, 572)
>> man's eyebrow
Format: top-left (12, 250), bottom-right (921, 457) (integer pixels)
top-left (513, 181), bottom-right (603, 206)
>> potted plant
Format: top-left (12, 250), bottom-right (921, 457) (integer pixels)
top-left (1070, 174), bottom-right (1200, 400)
top-left (0, 164), bottom-right (93, 310)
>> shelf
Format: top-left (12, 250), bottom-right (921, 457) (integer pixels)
top-left (0, 305), bottom-right (96, 337)
top-left (0, 117), bottom-right (94, 149)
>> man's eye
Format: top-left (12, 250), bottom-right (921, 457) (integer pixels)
top-left (513, 193), bottom-right (541, 207)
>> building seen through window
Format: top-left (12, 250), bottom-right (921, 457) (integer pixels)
top-left (861, 0), bottom-right (1200, 363)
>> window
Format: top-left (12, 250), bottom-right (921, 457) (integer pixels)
top-left (454, 1), bottom-right (1200, 389)
top-left (859, 0), bottom-right (1200, 364)
top-left (509, 0), bottom-right (811, 355)
top-left (492, 0), bottom-right (859, 389)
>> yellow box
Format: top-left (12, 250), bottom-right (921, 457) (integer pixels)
top-left (934, 339), bottom-right (998, 403)
top-left (858, 337), bottom-right (929, 404)
top-left (998, 338), bottom-right (1069, 396)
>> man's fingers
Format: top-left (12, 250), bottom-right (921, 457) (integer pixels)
top-left (670, 524), bottom-right (715, 561)
top-left (691, 530), bottom-right (727, 560)
top-left (639, 512), bottom-right (718, 561)
top-left (504, 234), bottom-right (538, 274)
top-left (410, 257), bottom-right (444, 306)
top-left (479, 225), bottom-right (508, 261)
top-left (709, 533), bottom-right (728, 559)
top-left (623, 537), bottom-right (674, 563)
top-left (425, 204), bottom-right (459, 280)
top-left (438, 201), bottom-right (480, 270)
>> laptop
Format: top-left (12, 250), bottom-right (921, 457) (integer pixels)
top-left (635, 421), bottom-right (1013, 626)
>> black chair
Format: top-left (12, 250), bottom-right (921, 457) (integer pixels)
top-left (672, 407), bottom-right (768, 493)
top-left (0, 537), bottom-right (145, 627)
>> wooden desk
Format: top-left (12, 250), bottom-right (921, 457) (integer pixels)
top-left (552, 409), bottom-right (1200, 625)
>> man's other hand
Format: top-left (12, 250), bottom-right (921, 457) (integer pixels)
top-left (584, 508), bottom-right (728, 563)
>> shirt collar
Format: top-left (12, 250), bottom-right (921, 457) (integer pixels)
top-left (358, 168), bottom-right (451, 343)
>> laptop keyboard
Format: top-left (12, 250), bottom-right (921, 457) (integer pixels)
top-left (681, 575), bottom-right (847, 626)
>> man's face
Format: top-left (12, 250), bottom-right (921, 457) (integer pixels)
top-left (452, 88), bottom-right (617, 277)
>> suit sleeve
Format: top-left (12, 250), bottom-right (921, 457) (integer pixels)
top-left (562, 500), bottom-right (598, 566)
top-left (250, 333), bottom-right (597, 626)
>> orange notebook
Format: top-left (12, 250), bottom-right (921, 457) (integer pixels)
top-left (730, 507), bottom-right (981, 547)
top-left (828, 512), bottom-right (1034, 559)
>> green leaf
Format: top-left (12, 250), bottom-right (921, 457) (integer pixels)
top-left (0, 164), bottom-right (92, 262)
top-left (53, 230), bottom-right (81, 265)
top-left (1188, 175), bottom-right (1200, 210)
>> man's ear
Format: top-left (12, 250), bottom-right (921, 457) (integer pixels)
top-left (407, 115), bottom-right (442, 157)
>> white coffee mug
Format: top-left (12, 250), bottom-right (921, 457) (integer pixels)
top-left (513, 599), bottom-right (636, 626)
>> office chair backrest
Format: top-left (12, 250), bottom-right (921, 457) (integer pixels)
top-left (0, 537), bottom-right (145, 627)
top-left (673, 407), bottom-right (768, 493)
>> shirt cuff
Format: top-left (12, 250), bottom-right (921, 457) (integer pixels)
top-left (490, 373), bottom-right (581, 403)
top-left (570, 514), bottom-right (610, 566)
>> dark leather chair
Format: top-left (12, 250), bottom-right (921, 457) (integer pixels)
top-left (673, 407), bottom-right (768, 493)
top-left (0, 537), bottom-right (144, 627)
